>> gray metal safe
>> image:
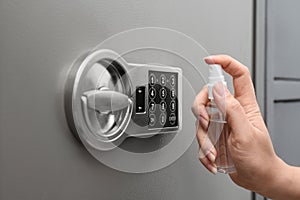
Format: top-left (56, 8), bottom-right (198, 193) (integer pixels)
top-left (0, 0), bottom-right (252, 199)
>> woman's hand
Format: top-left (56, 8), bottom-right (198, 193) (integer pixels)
top-left (192, 55), bottom-right (290, 198)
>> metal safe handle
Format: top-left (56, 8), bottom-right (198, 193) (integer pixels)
top-left (82, 90), bottom-right (132, 113)
top-left (81, 88), bottom-right (133, 141)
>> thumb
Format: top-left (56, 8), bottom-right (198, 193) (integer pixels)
top-left (212, 82), bottom-right (252, 139)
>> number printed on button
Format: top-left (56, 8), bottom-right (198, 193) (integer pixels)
top-left (149, 74), bottom-right (156, 86)
top-left (169, 113), bottom-right (176, 125)
top-left (170, 100), bottom-right (176, 112)
top-left (149, 87), bottom-right (156, 99)
top-left (170, 75), bottom-right (176, 86)
top-left (160, 113), bottom-right (166, 126)
top-left (160, 88), bottom-right (167, 99)
top-left (160, 74), bottom-right (166, 86)
top-left (149, 101), bottom-right (156, 112)
top-left (160, 101), bottom-right (166, 112)
top-left (171, 88), bottom-right (176, 99)
top-left (149, 114), bottom-right (156, 126)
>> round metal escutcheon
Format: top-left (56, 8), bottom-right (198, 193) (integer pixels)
top-left (65, 49), bottom-right (133, 151)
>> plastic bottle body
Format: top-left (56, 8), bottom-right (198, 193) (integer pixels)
top-left (206, 100), bottom-right (236, 174)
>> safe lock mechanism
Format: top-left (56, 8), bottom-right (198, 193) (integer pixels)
top-left (65, 49), bottom-right (182, 151)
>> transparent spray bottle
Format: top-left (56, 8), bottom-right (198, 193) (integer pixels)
top-left (206, 64), bottom-right (236, 174)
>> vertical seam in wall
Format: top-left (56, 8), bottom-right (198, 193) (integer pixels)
top-left (264, 0), bottom-right (268, 126)
top-left (252, 0), bottom-right (257, 199)
top-left (252, 0), bottom-right (257, 90)
top-left (264, 0), bottom-right (268, 196)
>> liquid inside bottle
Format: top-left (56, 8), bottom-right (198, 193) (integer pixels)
top-left (206, 101), bottom-right (236, 174)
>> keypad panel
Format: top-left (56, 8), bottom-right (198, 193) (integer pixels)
top-left (148, 71), bottom-right (178, 129)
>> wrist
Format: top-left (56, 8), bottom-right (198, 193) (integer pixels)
top-left (262, 156), bottom-right (291, 199)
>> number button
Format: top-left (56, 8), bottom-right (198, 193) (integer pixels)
top-left (149, 87), bottom-right (156, 99)
top-left (159, 113), bottom-right (166, 126)
top-left (149, 114), bottom-right (156, 126)
top-left (169, 113), bottom-right (176, 125)
top-left (160, 101), bottom-right (166, 112)
top-left (170, 100), bottom-right (176, 112)
top-left (170, 88), bottom-right (176, 99)
top-left (160, 88), bottom-right (167, 99)
top-left (170, 75), bottom-right (176, 86)
top-left (149, 74), bottom-right (156, 86)
top-left (149, 101), bottom-right (156, 112)
top-left (160, 74), bottom-right (166, 86)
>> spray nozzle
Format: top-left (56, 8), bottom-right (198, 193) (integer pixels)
top-left (208, 64), bottom-right (226, 100)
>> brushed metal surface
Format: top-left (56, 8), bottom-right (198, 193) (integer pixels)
top-left (0, 0), bottom-right (252, 199)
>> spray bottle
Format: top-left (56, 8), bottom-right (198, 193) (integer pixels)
top-left (206, 64), bottom-right (236, 174)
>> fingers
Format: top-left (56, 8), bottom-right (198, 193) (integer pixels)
top-left (212, 82), bottom-right (253, 140)
top-left (193, 85), bottom-right (221, 174)
top-left (199, 152), bottom-right (218, 175)
top-left (196, 120), bottom-right (218, 174)
top-left (192, 85), bottom-right (209, 120)
top-left (192, 86), bottom-right (216, 160)
top-left (204, 55), bottom-right (257, 110)
top-left (196, 119), bottom-right (216, 157)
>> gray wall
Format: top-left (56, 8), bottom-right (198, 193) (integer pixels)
top-left (0, 0), bottom-right (252, 199)
top-left (265, 0), bottom-right (300, 166)
top-left (255, 1), bottom-right (300, 199)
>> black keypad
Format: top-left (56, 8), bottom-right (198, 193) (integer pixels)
top-left (148, 71), bottom-right (178, 129)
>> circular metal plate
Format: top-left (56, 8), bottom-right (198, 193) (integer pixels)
top-left (65, 49), bottom-right (133, 151)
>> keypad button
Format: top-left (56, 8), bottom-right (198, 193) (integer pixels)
top-left (149, 74), bottom-right (156, 86)
top-left (159, 113), bottom-right (167, 126)
top-left (170, 75), bottom-right (176, 86)
top-left (170, 88), bottom-right (176, 99)
top-left (169, 113), bottom-right (176, 125)
top-left (149, 114), bottom-right (156, 126)
top-left (160, 101), bottom-right (167, 112)
top-left (149, 87), bottom-right (156, 99)
top-left (170, 100), bottom-right (176, 112)
top-left (160, 88), bottom-right (167, 99)
top-left (160, 74), bottom-right (166, 86)
top-left (149, 101), bottom-right (156, 112)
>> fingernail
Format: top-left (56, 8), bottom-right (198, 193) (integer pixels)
top-left (203, 56), bottom-right (213, 64)
top-left (211, 165), bottom-right (217, 175)
top-left (213, 81), bottom-right (227, 98)
top-left (212, 163), bottom-right (217, 168)
top-left (198, 115), bottom-right (206, 127)
top-left (207, 152), bottom-right (216, 163)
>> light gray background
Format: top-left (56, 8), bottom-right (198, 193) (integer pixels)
top-left (255, 1), bottom-right (300, 199)
top-left (265, 0), bottom-right (300, 167)
top-left (0, 0), bottom-right (252, 199)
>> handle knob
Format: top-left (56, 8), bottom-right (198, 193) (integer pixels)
top-left (82, 89), bottom-right (132, 113)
